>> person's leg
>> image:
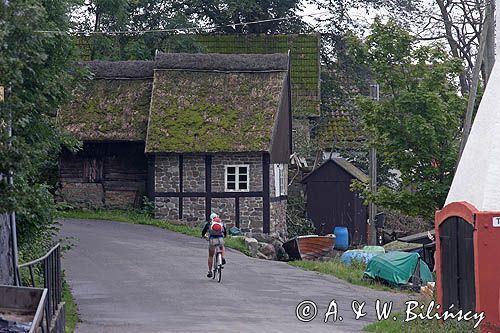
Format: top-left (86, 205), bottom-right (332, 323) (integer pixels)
top-left (208, 247), bottom-right (215, 271)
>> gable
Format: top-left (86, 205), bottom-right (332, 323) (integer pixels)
top-left (302, 159), bottom-right (369, 183)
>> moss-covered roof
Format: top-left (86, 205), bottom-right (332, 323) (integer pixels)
top-left (193, 34), bottom-right (319, 117)
top-left (155, 52), bottom-right (288, 71)
top-left (83, 60), bottom-right (154, 78)
top-left (57, 78), bottom-right (152, 141)
top-left (145, 70), bottom-right (287, 153)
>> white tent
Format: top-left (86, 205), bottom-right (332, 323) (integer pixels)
top-left (445, 6), bottom-right (500, 211)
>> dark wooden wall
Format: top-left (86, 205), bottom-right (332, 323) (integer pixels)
top-left (59, 142), bottom-right (147, 208)
top-left (303, 160), bottom-right (367, 245)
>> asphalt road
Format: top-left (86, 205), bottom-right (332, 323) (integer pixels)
top-left (60, 219), bottom-right (416, 333)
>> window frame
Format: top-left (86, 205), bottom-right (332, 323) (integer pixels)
top-left (224, 164), bottom-right (250, 192)
top-left (274, 164), bottom-right (287, 196)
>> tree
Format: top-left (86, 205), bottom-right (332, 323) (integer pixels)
top-left (349, 19), bottom-right (466, 219)
top-left (177, 0), bottom-right (308, 33)
top-left (0, 0), bottom-right (79, 262)
top-left (71, 0), bottom-right (201, 60)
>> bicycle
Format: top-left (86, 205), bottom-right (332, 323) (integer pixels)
top-left (204, 237), bottom-right (223, 283)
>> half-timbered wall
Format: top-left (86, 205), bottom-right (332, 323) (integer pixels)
top-left (153, 153), bottom-right (287, 236)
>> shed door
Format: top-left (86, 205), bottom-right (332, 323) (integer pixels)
top-left (439, 217), bottom-right (475, 312)
top-left (306, 181), bottom-right (357, 241)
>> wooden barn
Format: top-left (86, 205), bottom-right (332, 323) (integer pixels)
top-left (57, 53), bottom-right (291, 237)
top-left (57, 61), bottom-right (154, 208)
top-left (301, 158), bottom-right (368, 245)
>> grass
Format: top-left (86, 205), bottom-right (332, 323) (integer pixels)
top-left (288, 257), bottom-right (407, 293)
top-left (363, 311), bottom-right (480, 332)
top-left (57, 209), bottom-right (253, 256)
top-left (63, 277), bottom-right (79, 333)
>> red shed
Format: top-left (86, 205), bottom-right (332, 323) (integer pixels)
top-left (436, 49), bottom-right (500, 331)
top-left (435, 202), bottom-right (500, 332)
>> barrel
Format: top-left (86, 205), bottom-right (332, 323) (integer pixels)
top-left (334, 227), bottom-right (349, 250)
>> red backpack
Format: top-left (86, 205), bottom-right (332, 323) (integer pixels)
top-left (209, 217), bottom-right (224, 236)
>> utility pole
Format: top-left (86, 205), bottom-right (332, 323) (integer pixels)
top-left (0, 85), bottom-right (15, 285)
top-left (368, 84), bottom-right (379, 245)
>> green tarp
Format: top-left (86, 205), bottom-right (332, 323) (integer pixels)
top-left (364, 251), bottom-right (434, 287)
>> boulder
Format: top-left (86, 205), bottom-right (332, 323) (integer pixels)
top-left (248, 232), bottom-right (275, 243)
top-left (256, 252), bottom-right (273, 260)
top-left (258, 243), bottom-right (276, 258)
top-left (244, 237), bottom-right (259, 255)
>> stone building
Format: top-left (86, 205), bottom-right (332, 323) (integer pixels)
top-left (57, 53), bottom-right (291, 236)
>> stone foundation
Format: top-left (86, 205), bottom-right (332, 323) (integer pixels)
top-left (58, 183), bottom-right (104, 208)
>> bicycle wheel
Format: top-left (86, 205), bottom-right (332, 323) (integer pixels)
top-left (217, 253), bottom-right (222, 283)
top-left (212, 252), bottom-right (217, 280)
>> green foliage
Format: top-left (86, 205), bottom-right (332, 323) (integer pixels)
top-left (140, 196), bottom-right (155, 217)
top-left (63, 277), bottom-right (79, 333)
top-left (289, 256), bottom-right (399, 293)
top-left (286, 196), bottom-right (316, 237)
top-left (176, 0), bottom-right (308, 34)
top-left (349, 19), bottom-right (466, 219)
top-left (364, 312), bottom-right (480, 332)
top-left (0, 0), bottom-right (80, 257)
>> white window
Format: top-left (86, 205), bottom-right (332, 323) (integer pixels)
top-left (225, 165), bottom-right (250, 192)
top-left (274, 164), bottom-right (287, 196)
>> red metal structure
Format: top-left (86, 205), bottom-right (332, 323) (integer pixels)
top-left (435, 201), bottom-right (500, 332)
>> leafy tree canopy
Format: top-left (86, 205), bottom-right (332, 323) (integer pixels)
top-left (349, 19), bottom-right (466, 219)
top-left (0, 0), bottom-right (79, 257)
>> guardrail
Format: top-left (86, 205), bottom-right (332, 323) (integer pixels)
top-left (18, 243), bottom-right (63, 333)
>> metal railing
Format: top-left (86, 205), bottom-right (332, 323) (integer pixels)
top-left (18, 243), bottom-right (62, 333)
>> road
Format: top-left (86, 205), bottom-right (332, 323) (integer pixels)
top-left (60, 219), bottom-right (416, 333)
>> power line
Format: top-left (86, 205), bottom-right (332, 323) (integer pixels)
top-left (35, 11), bottom-right (330, 35)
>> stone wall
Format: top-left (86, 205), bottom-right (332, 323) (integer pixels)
top-left (58, 183), bottom-right (105, 208)
top-left (155, 197), bottom-right (179, 220)
top-left (183, 156), bottom-right (205, 192)
top-left (105, 190), bottom-right (139, 208)
top-left (270, 199), bottom-right (287, 239)
top-left (182, 197), bottom-right (205, 222)
top-left (153, 153), bottom-right (288, 236)
top-left (155, 155), bottom-right (179, 192)
top-left (240, 197), bottom-right (263, 232)
top-left (212, 153), bottom-right (262, 192)
top-left (211, 198), bottom-right (235, 229)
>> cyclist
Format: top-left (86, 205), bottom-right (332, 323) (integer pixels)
top-left (202, 213), bottom-right (227, 278)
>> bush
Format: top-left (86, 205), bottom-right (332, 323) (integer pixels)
top-left (286, 196), bottom-right (316, 237)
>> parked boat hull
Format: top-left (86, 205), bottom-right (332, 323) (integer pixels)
top-left (283, 235), bottom-right (335, 260)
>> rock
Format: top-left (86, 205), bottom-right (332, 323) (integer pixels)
top-left (244, 237), bottom-right (259, 255)
top-left (258, 243), bottom-right (276, 258)
top-left (248, 232), bottom-right (275, 243)
top-left (256, 251), bottom-right (273, 260)
top-left (274, 244), bottom-right (288, 261)
top-left (272, 239), bottom-right (283, 247)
